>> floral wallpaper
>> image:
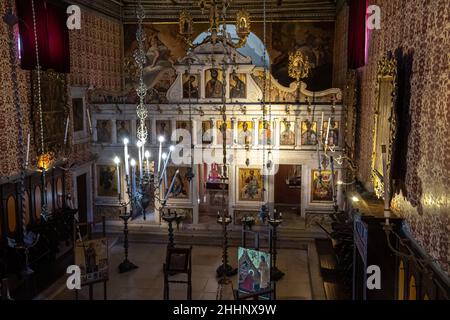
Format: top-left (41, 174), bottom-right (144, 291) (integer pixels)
top-left (354, 0), bottom-right (450, 274)
top-left (69, 9), bottom-right (122, 91)
top-left (0, 1), bottom-right (34, 178)
top-left (0, 3), bottom-right (122, 184)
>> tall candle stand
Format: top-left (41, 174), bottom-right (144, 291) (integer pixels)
top-left (161, 208), bottom-right (177, 248)
top-left (216, 214), bottom-right (236, 281)
top-left (117, 177), bottom-right (138, 273)
top-left (268, 211), bottom-right (284, 281)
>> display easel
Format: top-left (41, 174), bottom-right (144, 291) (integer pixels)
top-left (73, 216), bottom-right (108, 300)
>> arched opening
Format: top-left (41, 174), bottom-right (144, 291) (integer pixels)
top-left (193, 24), bottom-right (270, 67)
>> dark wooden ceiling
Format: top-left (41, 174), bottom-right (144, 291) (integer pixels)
top-left (69, 0), bottom-right (337, 23)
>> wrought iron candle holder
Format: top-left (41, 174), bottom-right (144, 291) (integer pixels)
top-left (216, 214), bottom-right (237, 281)
top-left (117, 177), bottom-right (138, 274)
top-left (268, 215), bottom-right (284, 281)
top-left (161, 208), bottom-right (178, 248)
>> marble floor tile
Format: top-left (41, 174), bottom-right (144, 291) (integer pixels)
top-left (51, 242), bottom-right (319, 300)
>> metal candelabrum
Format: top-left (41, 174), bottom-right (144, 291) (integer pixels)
top-left (268, 217), bottom-right (285, 281)
top-left (117, 177), bottom-right (138, 273)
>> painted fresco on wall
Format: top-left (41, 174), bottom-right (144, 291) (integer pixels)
top-left (182, 73), bottom-right (200, 99)
top-left (311, 170), bottom-right (335, 202)
top-left (239, 168), bottom-right (263, 202)
top-left (270, 22), bottom-right (334, 91)
top-left (97, 165), bottom-right (118, 197)
top-left (230, 73), bottom-right (247, 99)
top-left (301, 120), bottom-right (317, 146)
top-left (97, 120), bottom-right (112, 143)
top-left (123, 25), bottom-right (180, 100)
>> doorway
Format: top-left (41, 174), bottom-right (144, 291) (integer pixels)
top-left (274, 165), bottom-right (301, 215)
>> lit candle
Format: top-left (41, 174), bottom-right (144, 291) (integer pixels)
top-left (64, 116), bottom-right (70, 145)
top-left (320, 112), bottom-right (324, 143)
top-left (141, 140), bottom-right (145, 165)
top-left (130, 158), bottom-right (136, 195)
top-left (157, 135), bottom-right (164, 173)
top-left (144, 150), bottom-right (150, 174)
top-left (137, 141), bottom-right (143, 181)
top-left (325, 117), bottom-right (331, 148)
top-left (159, 146), bottom-right (175, 187)
top-left (123, 138), bottom-right (129, 178)
top-left (25, 133), bottom-right (30, 168)
top-left (159, 152), bottom-right (168, 187)
top-left (86, 108), bottom-right (92, 134)
top-left (381, 145), bottom-right (390, 225)
top-left (164, 169), bottom-right (179, 201)
top-left (114, 156), bottom-right (121, 196)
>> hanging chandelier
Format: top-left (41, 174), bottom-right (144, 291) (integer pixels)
top-left (179, 0), bottom-right (250, 48)
top-left (135, 0), bottom-right (148, 146)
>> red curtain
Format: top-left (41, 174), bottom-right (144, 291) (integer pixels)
top-left (16, 0), bottom-right (70, 73)
top-left (348, 0), bottom-right (368, 69)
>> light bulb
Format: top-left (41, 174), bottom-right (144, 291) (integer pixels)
top-left (351, 196), bottom-right (359, 202)
top-left (113, 156), bottom-right (120, 164)
top-left (169, 145), bottom-right (175, 152)
top-left (337, 180), bottom-right (343, 185)
top-left (123, 137), bottom-right (129, 145)
top-left (162, 153), bottom-right (167, 160)
top-left (130, 159), bottom-right (136, 167)
top-left (136, 140), bottom-right (142, 148)
top-left (158, 136), bottom-right (165, 143)
top-left (144, 151), bottom-right (150, 158)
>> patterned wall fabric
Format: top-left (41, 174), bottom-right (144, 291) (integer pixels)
top-left (69, 10), bottom-right (122, 91)
top-left (0, 3), bottom-right (122, 182)
top-left (353, 0), bottom-right (450, 274)
top-left (0, 1), bottom-right (34, 178)
top-left (332, 3), bottom-right (349, 90)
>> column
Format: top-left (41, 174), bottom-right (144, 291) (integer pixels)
top-left (151, 118), bottom-right (156, 146)
top-left (231, 117), bottom-right (237, 146)
top-left (111, 119), bottom-right (117, 144)
top-left (295, 118), bottom-right (301, 149)
top-left (228, 164), bottom-right (235, 218)
top-left (274, 118), bottom-right (280, 147)
top-left (192, 164), bottom-right (199, 224)
top-left (191, 119), bottom-right (198, 147)
top-left (171, 119), bottom-right (177, 144)
top-left (252, 118), bottom-right (258, 147)
top-left (212, 117), bottom-right (217, 146)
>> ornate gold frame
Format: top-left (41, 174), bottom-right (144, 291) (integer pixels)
top-left (288, 49), bottom-right (311, 83)
top-left (371, 54), bottom-right (397, 198)
top-left (32, 69), bottom-right (68, 157)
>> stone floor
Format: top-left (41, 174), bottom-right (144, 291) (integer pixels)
top-left (49, 242), bottom-right (315, 300)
